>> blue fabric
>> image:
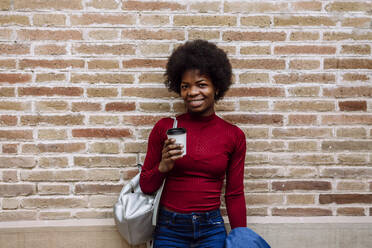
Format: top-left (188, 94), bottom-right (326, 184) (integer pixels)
top-left (225, 227), bottom-right (271, 248)
top-left (153, 208), bottom-right (227, 248)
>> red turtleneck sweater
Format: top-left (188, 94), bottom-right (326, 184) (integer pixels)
top-left (139, 112), bottom-right (247, 229)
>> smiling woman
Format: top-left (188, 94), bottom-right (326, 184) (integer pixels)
top-left (180, 70), bottom-right (216, 117)
top-left (139, 40), bottom-right (246, 248)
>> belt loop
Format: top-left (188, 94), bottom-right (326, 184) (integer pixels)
top-left (172, 212), bottom-right (177, 223)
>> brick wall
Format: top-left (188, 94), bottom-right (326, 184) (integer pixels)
top-left (0, 0), bottom-right (371, 222)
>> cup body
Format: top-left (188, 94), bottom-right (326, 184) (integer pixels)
top-left (166, 128), bottom-right (186, 156)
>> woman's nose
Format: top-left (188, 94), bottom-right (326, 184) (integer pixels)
top-left (187, 86), bottom-right (199, 96)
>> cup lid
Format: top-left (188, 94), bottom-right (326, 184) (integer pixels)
top-left (166, 128), bottom-right (186, 135)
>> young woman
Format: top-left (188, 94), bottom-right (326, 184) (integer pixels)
top-left (140, 39), bottom-right (247, 247)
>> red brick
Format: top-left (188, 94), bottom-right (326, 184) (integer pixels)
top-left (290, 31), bottom-right (319, 41)
top-left (0, 184), bottom-right (35, 197)
top-left (21, 115), bottom-right (83, 126)
top-left (123, 59), bottom-right (166, 69)
top-left (0, 73), bottom-right (32, 84)
top-left (341, 45), bottom-right (371, 54)
top-left (339, 101), bottom-right (367, 111)
top-left (289, 60), bottom-right (320, 70)
top-left (36, 73), bottom-right (66, 82)
top-left (14, 0), bottom-right (82, 10)
top-left (322, 141), bottom-right (372, 151)
top-left (337, 207), bottom-right (365, 216)
top-left (0, 88), bottom-right (15, 97)
top-left (272, 208), bottom-right (332, 216)
top-left (293, 1), bottom-right (322, 11)
top-left (231, 59), bottom-right (285, 69)
top-left (274, 73), bottom-right (335, 84)
top-left (272, 181), bottom-right (331, 191)
top-left (105, 102), bottom-right (136, 112)
top-left (122, 87), bottom-right (177, 98)
top-left (0, 0), bottom-right (11, 10)
top-left (2, 170), bottom-right (18, 182)
top-left (19, 59), bottom-right (84, 69)
top-left (324, 59), bottom-right (372, 69)
top-left (342, 17), bottom-right (371, 28)
top-left (34, 44), bottom-right (67, 55)
top-left (272, 128), bottom-right (332, 138)
top-left (326, 2), bottom-right (372, 12)
top-left (246, 208), bottom-right (268, 216)
top-left (22, 143), bottom-right (85, 154)
top-left (324, 31), bottom-right (372, 41)
top-left (274, 101), bottom-right (334, 112)
top-left (73, 156), bottom-right (136, 168)
top-left (275, 45), bottom-right (336, 54)
top-left (71, 102), bottom-right (101, 112)
top-left (225, 87), bottom-right (285, 97)
top-left (0, 101), bottom-right (30, 111)
top-left (75, 183), bottom-right (122, 194)
top-left (122, 29), bottom-right (184, 40)
top-left (86, 0), bottom-right (119, 9)
top-left (224, 2), bottom-right (288, 13)
top-left (246, 141), bottom-right (284, 152)
top-left (2, 144), bottom-right (18, 154)
top-left (223, 31), bottom-right (286, 41)
top-left (70, 14), bottom-right (135, 25)
top-left (0, 44), bottom-right (30, 55)
top-left (21, 197), bottom-right (88, 209)
top-left (73, 43), bottom-right (135, 55)
top-left (270, 154), bottom-right (334, 165)
top-left (0, 211), bottom-right (36, 221)
top-left (320, 194), bottom-right (372, 204)
top-left (274, 16), bottom-right (336, 26)
top-left (0, 59), bottom-right (16, 69)
top-left (71, 73), bottom-right (134, 84)
top-left (342, 73), bottom-right (369, 81)
top-left (0, 157), bottom-right (36, 168)
top-left (321, 168), bottom-right (372, 178)
top-left (33, 14), bottom-right (66, 26)
top-left (123, 115), bottom-right (167, 125)
top-left (323, 87), bottom-right (372, 98)
top-left (122, 1), bottom-right (185, 11)
top-left (322, 115), bottom-right (372, 125)
top-left (87, 88), bottom-right (118, 97)
top-left (72, 128), bottom-right (132, 138)
top-left (174, 15), bottom-right (236, 26)
top-left (288, 86), bottom-right (320, 97)
top-left (0, 130), bottom-right (33, 140)
top-left (222, 114), bottom-right (283, 125)
top-left (245, 194), bottom-right (284, 205)
top-left (17, 29), bottom-right (82, 40)
top-left (88, 60), bottom-right (119, 70)
top-left (288, 115), bottom-right (317, 125)
top-left (18, 87), bottom-right (83, 96)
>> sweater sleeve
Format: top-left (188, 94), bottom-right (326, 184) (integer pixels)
top-left (225, 126), bottom-right (247, 229)
top-left (139, 119), bottom-right (168, 194)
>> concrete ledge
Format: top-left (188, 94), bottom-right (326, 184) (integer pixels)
top-left (1, 218), bottom-right (372, 248)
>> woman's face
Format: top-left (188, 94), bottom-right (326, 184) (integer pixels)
top-left (180, 69), bottom-right (216, 117)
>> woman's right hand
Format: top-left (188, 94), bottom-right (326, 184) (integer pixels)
top-left (158, 138), bottom-right (184, 173)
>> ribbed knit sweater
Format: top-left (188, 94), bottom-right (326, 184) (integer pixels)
top-left (139, 112), bottom-right (247, 229)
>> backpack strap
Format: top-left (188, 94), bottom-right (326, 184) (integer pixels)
top-left (151, 116), bottom-right (177, 226)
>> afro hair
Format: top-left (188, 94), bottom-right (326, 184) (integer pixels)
top-left (164, 40), bottom-right (232, 101)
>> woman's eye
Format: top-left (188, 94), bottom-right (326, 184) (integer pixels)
top-left (199, 84), bottom-right (207, 88)
top-left (181, 85), bottom-right (188, 89)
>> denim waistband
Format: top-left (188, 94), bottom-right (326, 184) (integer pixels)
top-left (159, 207), bottom-right (221, 222)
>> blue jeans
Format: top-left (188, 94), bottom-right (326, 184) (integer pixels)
top-left (153, 208), bottom-right (227, 248)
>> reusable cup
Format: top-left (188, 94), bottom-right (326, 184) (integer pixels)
top-left (166, 128), bottom-right (186, 156)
